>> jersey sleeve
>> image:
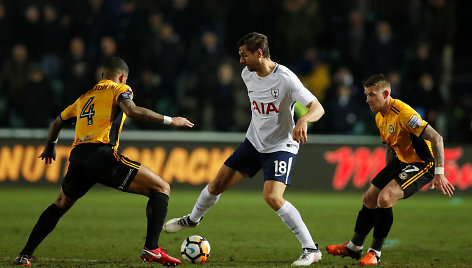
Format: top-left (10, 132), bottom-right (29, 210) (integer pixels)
top-left (399, 106), bottom-right (428, 137)
top-left (116, 84), bottom-right (133, 104)
top-left (60, 101), bottom-right (78, 121)
top-left (286, 72), bottom-right (317, 106)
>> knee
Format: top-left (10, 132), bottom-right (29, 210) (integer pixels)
top-left (53, 201), bottom-right (66, 213)
top-left (154, 180), bottom-right (170, 196)
top-left (377, 192), bottom-right (393, 208)
top-left (54, 197), bottom-right (74, 213)
top-left (263, 193), bottom-right (284, 210)
top-left (362, 193), bottom-right (377, 208)
top-left (208, 182), bottom-right (224, 195)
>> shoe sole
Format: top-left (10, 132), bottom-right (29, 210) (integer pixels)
top-left (163, 218), bottom-right (196, 233)
top-left (141, 255), bottom-right (181, 266)
top-left (291, 252), bottom-right (322, 266)
top-left (326, 247), bottom-right (361, 260)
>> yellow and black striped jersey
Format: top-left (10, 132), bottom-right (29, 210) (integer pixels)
top-left (60, 79), bottom-right (133, 149)
top-left (375, 98), bottom-right (434, 164)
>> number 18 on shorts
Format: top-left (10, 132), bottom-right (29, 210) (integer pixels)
top-left (224, 138), bottom-right (297, 185)
top-left (264, 151), bottom-right (296, 185)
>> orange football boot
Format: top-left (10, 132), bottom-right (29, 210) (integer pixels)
top-left (358, 251), bottom-right (380, 265)
top-left (326, 241), bottom-right (362, 260)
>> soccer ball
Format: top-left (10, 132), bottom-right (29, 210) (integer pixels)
top-left (181, 235), bottom-right (211, 264)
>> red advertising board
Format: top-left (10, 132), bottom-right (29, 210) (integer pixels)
top-left (1, 134), bottom-right (471, 191)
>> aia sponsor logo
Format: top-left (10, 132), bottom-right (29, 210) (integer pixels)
top-left (252, 101), bottom-right (279, 115)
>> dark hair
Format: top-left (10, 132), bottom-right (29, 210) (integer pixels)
top-left (362, 73), bottom-right (390, 92)
top-left (237, 32), bottom-right (270, 58)
top-left (103, 57), bottom-right (129, 75)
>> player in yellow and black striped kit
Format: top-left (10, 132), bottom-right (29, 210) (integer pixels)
top-left (15, 57), bottom-right (193, 267)
top-left (326, 74), bottom-right (455, 265)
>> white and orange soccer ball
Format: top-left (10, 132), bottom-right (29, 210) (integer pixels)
top-left (180, 235), bottom-right (211, 264)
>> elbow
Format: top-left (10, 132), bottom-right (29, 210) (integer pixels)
top-left (124, 107), bottom-right (140, 119)
top-left (436, 133), bottom-right (444, 145)
top-left (308, 101), bottom-right (325, 120)
top-left (428, 131), bottom-right (443, 147)
top-left (51, 117), bottom-right (63, 129)
top-left (317, 105), bottom-right (325, 119)
top-left (48, 116), bottom-right (65, 133)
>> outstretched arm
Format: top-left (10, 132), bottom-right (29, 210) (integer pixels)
top-left (39, 116), bottom-right (65, 164)
top-left (293, 100), bottom-right (325, 144)
top-left (119, 99), bottom-right (194, 128)
top-left (421, 124), bottom-right (455, 197)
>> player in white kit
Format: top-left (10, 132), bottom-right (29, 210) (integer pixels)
top-left (163, 32), bottom-right (325, 266)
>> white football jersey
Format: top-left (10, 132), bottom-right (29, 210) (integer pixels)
top-left (242, 63), bottom-right (317, 154)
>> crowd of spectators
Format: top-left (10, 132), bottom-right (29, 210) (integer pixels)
top-left (0, 0), bottom-right (470, 142)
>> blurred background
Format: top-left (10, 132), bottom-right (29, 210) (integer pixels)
top-left (0, 0), bottom-right (470, 142)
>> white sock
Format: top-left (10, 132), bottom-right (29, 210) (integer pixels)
top-left (189, 184), bottom-right (220, 223)
top-left (347, 241), bottom-right (363, 251)
top-left (276, 201), bottom-right (316, 249)
top-left (367, 247), bottom-right (381, 257)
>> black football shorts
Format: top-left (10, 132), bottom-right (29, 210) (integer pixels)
top-left (62, 143), bottom-right (141, 199)
top-left (371, 157), bottom-right (434, 198)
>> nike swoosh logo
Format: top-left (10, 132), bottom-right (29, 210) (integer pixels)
top-left (146, 250), bottom-right (161, 259)
top-left (403, 165), bottom-right (419, 173)
top-left (248, 91), bottom-right (254, 93)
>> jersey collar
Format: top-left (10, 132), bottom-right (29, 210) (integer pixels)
top-left (255, 63), bottom-right (278, 78)
top-left (98, 79), bottom-right (115, 84)
top-left (384, 98), bottom-right (396, 117)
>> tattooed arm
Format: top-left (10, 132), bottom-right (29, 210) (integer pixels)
top-left (421, 125), bottom-right (454, 196)
top-left (421, 125), bottom-right (444, 168)
top-left (119, 99), bottom-right (194, 128)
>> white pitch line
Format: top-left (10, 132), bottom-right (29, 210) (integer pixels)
top-left (33, 257), bottom-right (101, 262)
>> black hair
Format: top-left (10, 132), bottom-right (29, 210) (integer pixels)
top-left (103, 57), bottom-right (129, 75)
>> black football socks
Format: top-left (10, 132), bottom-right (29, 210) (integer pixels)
top-left (144, 191), bottom-right (169, 250)
top-left (371, 207), bottom-right (393, 251)
top-left (351, 205), bottom-right (376, 246)
top-left (21, 203), bottom-right (64, 257)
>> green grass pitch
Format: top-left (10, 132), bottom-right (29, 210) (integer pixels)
top-left (1, 186), bottom-right (471, 267)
